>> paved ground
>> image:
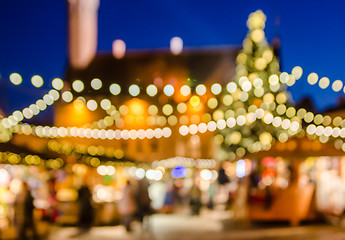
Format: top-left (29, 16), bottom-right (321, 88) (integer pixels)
top-left (45, 211), bottom-right (345, 240)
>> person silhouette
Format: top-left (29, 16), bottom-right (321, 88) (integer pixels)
top-left (76, 184), bottom-right (94, 235)
top-left (14, 182), bottom-right (39, 240)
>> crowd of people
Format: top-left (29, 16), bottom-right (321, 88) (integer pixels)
top-left (10, 167), bottom-right (257, 239)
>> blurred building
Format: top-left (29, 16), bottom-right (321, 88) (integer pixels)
top-left (57, 0), bottom-right (240, 163)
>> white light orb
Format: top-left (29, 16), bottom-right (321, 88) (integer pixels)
top-left (10, 73), bottom-right (22, 85)
top-left (170, 37), bottom-right (183, 55)
top-left (100, 99), bottom-right (111, 110)
top-left (52, 78), bottom-right (64, 90)
top-left (146, 84), bottom-right (158, 97)
top-left (129, 84), bottom-right (140, 97)
top-left (227, 82), bottom-right (237, 93)
top-left (87, 100), bottom-right (98, 111)
top-left (31, 75), bottom-right (44, 88)
top-left (49, 89), bottom-right (60, 101)
top-left (180, 85), bottom-right (191, 96)
top-left (109, 83), bottom-right (121, 95)
top-left (72, 80), bottom-right (84, 92)
top-left (291, 66), bottom-right (303, 80)
top-left (211, 83), bottom-right (222, 95)
top-left (36, 99), bottom-right (47, 110)
top-left (332, 80), bottom-right (343, 92)
top-left (163, 84), bottom-right (175, 96)
top-left (91, 78), bottom-right (102, 90)
top-left (319, 77), bottom-right (330, 89)
top-left (307, 73), bottom-right (318, 85)
top-left (196, 84), bottom-right (206, 96)
top-left (112, 39), bottom-right (126, 59)
top-left (43, 94), bottom-right (54, 105)
top-left (62, 91), bottom-right (73, 103)
top-left (179, 125), bottom-right (189, 136)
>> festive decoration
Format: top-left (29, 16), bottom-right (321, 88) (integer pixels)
top-left (216, 10), bottom-right (300, 161)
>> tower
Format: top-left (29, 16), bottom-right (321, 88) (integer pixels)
top-left (67, 0), bottom-right (100, 69)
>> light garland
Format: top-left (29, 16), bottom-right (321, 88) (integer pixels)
top-left (1, 89), bottom-right (60, 129)
top-left (47, 140), bottom-right (125, 160)
top-left (0, 151), bottom-right (64, 169)
top-left (14, 123), bottom-right (172, 140)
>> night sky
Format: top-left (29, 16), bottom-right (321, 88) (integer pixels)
top-left (1, 0), bottom-right (345, 116)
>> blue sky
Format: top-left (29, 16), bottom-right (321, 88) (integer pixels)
top-left (0, 0), bottom-right (344, 115)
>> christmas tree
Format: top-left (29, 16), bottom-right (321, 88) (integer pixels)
top-left (216, 10), bottom-right (300, 161)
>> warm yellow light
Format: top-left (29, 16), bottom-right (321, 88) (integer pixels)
top-left (207, 98), bottom-right (218, 109)
top-left (254, 58), bottom-right (267, 70)
top-left (332, 80), bottom-right (343, 92)
top-left (304, 112), bottom-right (314, 123)
top-left (128, 100), bottom-right (144, 115)
top-left (263, 93), bottom-right (274, 103)
top-left (262, 49), bottom-right (273, 63)
top-left (333, 116), bottom-right (342, 126)
top-left (286, 107), bottom-right (296, 118)
top-left (168, 116), bottom-right (178, 126)
top-left (254, 88), bottom-right (264, 97)
top-left (276, 104), bottom-right (286, 115)
top-left (276, 92), bottom-right (287, 104)
top-left (190, 96), bottom-right (200, 107)
top-left (314, 114), bottom-right (323, 125)
top-left (260, 132), bottom-right (272, 145)
top-left (323, 115), bottom-right (332, 126)
top-left (222, 95), bottom-right (233, 106)
top-left (230, 131), bottom-right (242, 144)
top-left (180, 85), bottom-right (191, 96)
top-left (307, 73), bottom-right (318, 85)
top-left (213, 110), bottom-right (224, 121)
top-left (236, 52), bottom-right (247, 64)
top-left (247, 10), bottom-right (266, 30)
top-left (319, 77), bottom-right (330, 89)
top-left (162, 104), bottom-right (173, 116)
top-left (291, 66), bottom-right (303, 80)
top-left (297, 108), bottom-right (307, 119)
top-left (73, 99), bottom-right (85, 110)
top-left (251, 29), bottom-right (264, 43)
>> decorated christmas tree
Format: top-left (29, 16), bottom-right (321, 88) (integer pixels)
top-left (216, 10), bottom-right (300, 161)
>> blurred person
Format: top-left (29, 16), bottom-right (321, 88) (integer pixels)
top-left (136, 178), bottom-right (152, 230)
top-left (14, 182), bottom-right (39, 240)
top-left (233, 178), bottom-right (250, 224)
top-left (189, 184), bottom-right (202, 215)
top-left (207, 182), bottom-right (217, 210)
top-left (161, 182), bottom-right (175, 213)
top-left (118, 180), bottom-right (137, 232)
top-left (76, 184), bottom-right (94, 235)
